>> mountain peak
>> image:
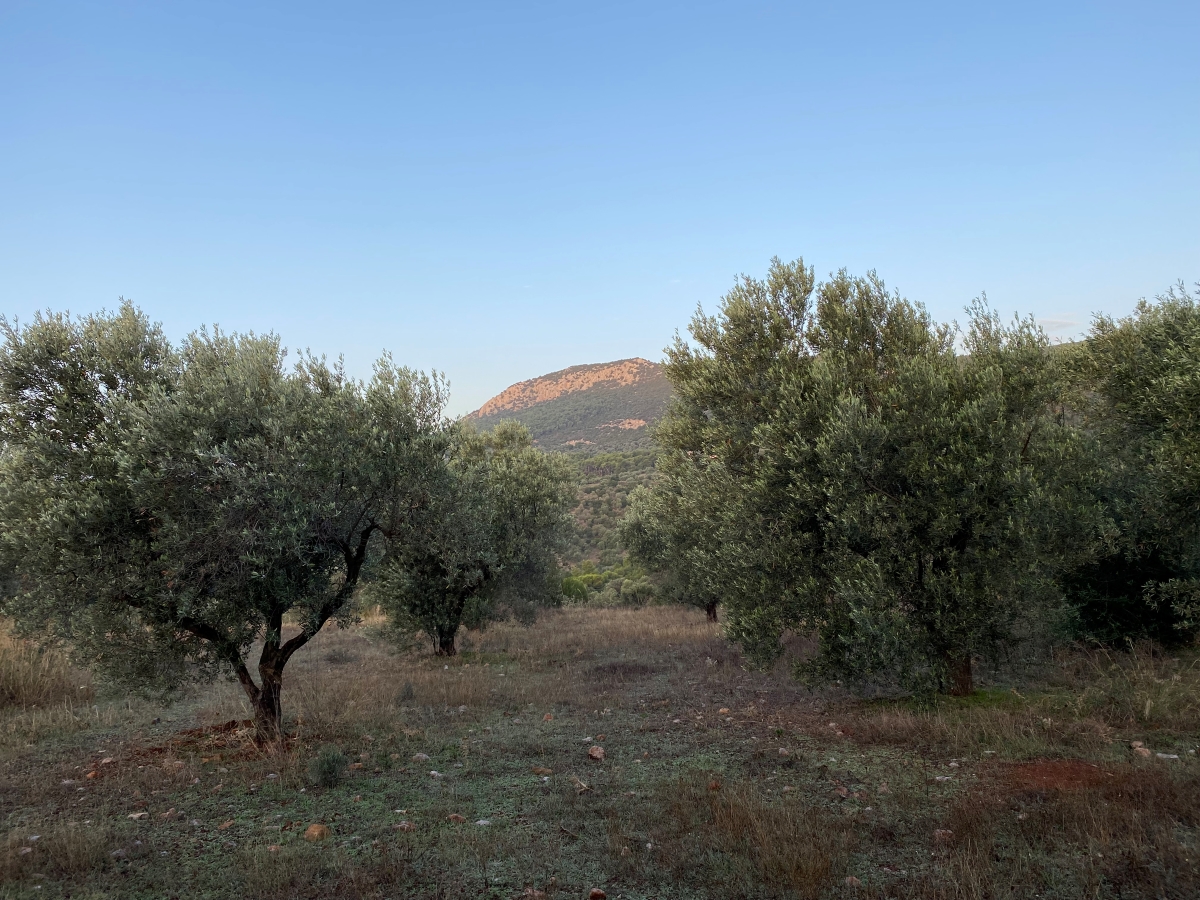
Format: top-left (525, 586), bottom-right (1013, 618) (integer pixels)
top-left (469, 358), bottom-right (670, 452)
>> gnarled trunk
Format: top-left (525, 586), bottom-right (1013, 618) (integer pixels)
top-left (945, 653), bottom-right (973, 696)
top-left (435, 629), bottom-right (458, 656)
top-left (705, 601), bottom-right (719, 623)
top-left (251, 670), bottom-right (283, 743)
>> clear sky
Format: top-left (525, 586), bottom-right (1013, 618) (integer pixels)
top-left (2, 2), bottom-right (1197, 415)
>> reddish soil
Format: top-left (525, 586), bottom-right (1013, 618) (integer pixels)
top-left (998, 758), bottom-right (1114, 792)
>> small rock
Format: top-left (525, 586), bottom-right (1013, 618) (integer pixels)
top-left (845, 876), bottom-right (862, 887)
top-left (1156, 752), bottom-right (1180, 760)
top-left (948, 761), bottom-right (960, 768)
top-left (878, 782), bottom-right (890, 794)
top-left (447, 814), bottom-right (466, 823)
top-left (110, 848), bottom-right (127, 858)
top-left (781, 785), bottom-right (792, 793)
top-left (413, 753), bottom-right (430, 762)
top-left (100, 757), bottom-right (114, 765)
top-left (588, 746), bottom-right (606, 761)
top-left (935, 775), bottom-right (953, 782)
top-left (429, 770), bottom-right (442, 778)
top-left (18, 847), bottom-right (32, 856)
top-left (475, 819), bottom-right (491, 826)
top-left (304, 823), bottom-right (331, 842)
top-left (266, 773), bottom-right (279, 780)
top-left (61, 779), bottom-right (77, 786)
top-left (158, 808), bottom-right (176, 820)
top-left (588, 890), bottom-right (607, 900)
top-left (778, 748), bottom-right (789, 757)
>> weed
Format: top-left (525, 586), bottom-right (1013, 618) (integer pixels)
top-left (307, 746), bottom-right (348, 787)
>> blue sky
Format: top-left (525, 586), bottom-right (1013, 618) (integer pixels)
top-left (2, 2), bottom-right (1197, 415)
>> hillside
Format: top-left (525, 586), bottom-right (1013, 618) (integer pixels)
top-left (467, 358), bottom-right (671, 453)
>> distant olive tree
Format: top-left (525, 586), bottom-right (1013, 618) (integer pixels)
top-left (0, 304), bottom-right (447, 741)
top-left (626, 258), bottom-right (1095, 695)
top-left (374, 421), bottom-right (575, 655)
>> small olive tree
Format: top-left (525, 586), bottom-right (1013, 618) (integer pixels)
top-left (0, 305), bottom-right (447, 740)
top-left (375, 420), bottom-right (575, 655)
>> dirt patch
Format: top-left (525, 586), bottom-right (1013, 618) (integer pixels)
top-left (998, 758), bottom-right (1114, 792)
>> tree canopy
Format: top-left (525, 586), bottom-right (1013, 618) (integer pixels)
top-left (0, 304), bottom-right (449, 739)
top-left (1064, 284), bottom-right (1200, 641)
top-left (624, 258), bottom-right (1096, 694)
top-left (374, 420), bottom-right (575, 655)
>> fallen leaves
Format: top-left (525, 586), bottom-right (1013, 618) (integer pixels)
top-left (588, 890), bottom-right (607, 899)
top-left (569, 775), bottom-right (593, 794)
top-left (588, 746), bottom-right (606, 761)
top-left (531, 766), bottom-right (553, 776)
top-left (447, 814), bottom-right (466, 823)
top-left (218, 820), bottom-right (234, 830)
top-left (543, 713), bottom-right (554, 722)
top-left (394, 820), bottom-right (416, 832)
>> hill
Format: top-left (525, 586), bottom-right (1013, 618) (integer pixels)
top-left (467, 358), bottom-right (671, 453)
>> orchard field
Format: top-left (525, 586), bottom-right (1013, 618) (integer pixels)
top-left (3, 606), bottom-right (1198, 900)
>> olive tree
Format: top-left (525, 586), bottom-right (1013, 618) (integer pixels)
top-left (0, 305), bottom-right (447, 740)
top-left (625, 258), bottom-right (1092, 695)
top-left (1065, 283), bottom-right (1200, 640)
top-left (375, 420), bottom-right (575, 655)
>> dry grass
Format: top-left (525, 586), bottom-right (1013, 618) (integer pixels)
top-left (1, 819), bottom-right (116, 882)
top-left (0, 626), bottom-right (94, 709)
top-left (1053, 642), bottom-right (1200, 732)
top-left (2, 607), bottom-right (1198, 899)
top-left (655, 777), bottom-right (857, 899)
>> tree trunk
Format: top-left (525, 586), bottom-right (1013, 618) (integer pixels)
top-left (252, 673), bottom-right (283, 743)
top-left (435, 629), bottom-right (458, 656)
top-left (946, 653), bottom-right (973, 696)
top-left (705, 601), bottom-right (719, 623)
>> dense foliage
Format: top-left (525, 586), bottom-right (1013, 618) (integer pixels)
top-left (1065, 284), bottom-right (1200, 642)
top-left (624, 258), bottom-right (1100, 694)
top-left (0, 305), bottom-right (571, 739)
top-left (372, 420), bottom-right (575, 655)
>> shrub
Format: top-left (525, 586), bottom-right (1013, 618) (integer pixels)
top-left (307, 747), bottom-right (347, 788)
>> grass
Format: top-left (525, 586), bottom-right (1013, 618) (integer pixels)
top-left (1, 607), bottom-right (1198, 899)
